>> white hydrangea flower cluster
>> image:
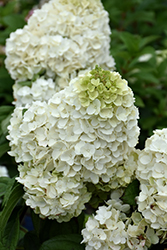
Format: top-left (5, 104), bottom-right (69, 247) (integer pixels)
top-left (5, 0), bottom-right (115, 86)
top-left (8, 67), bottom-right (140, 187)
top-left (16, 163), bottom-right (91, 222)
top-left (82, 195), bottom-right (159, 250)
top-left (0, 166), bottom-right (9, 177)
top-left (7, 67), bottom-right (140, 221)
top-left (13, 77), bottom-right (57, 107)
top-left (7, 100), bottom-right (91, 222)
top-left (136, 128), bottom-right (167, 229)
top-left (81, 202), bottom-right (128, 250)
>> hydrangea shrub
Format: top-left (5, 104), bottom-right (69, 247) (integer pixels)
top-left (1, 0), bottom-right (167, 249)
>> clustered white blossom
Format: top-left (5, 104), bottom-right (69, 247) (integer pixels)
top-left (7, 67), bottom-right (140, 184)
top-left (7, 67), bottom-right (140, 221)
top-left (13, 77), bottom-right (57, 107)
top-left (82, 190), bottom-right (159, 250)
top-left (136, 128), bottom-right (167, 230)
top-left (7, 101), bottom-right (91, 221)
top-left (16, 163), bottom-right (91, 222)
top-left (0, 165), bottom-right (9, 177)
top-left (5, 0), bottom-right (115, 88)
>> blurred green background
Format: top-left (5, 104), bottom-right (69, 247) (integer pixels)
top-left (0, 0), bottom-right (167, 177)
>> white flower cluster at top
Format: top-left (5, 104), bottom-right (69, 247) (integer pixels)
top-left (7, 67), bottom-right (140, 221)
top-left (5, 0), bottom-right (115, 106)
top-left (136, 128), bottom-right (167, 230)
top-left (82, 190), bottom-right (159, 250)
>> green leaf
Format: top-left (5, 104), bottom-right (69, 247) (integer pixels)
top-left (119, 32), bottom-right (140, 53)
top-left (77, 212), bottom-right (85, 233)
top-left (0, 177), bottom-right (12, 197)
top-left (39, 234), bottom-right (85, 250)
top-left (135, 95), bottom-right (145, 108)
top-left (122, 179), bottom-right (140, 206)
top-left (132, 71), bottom-right (159, 84)
top-left (0, 2), bottom-right (16, 17)
top-left (88, 196), bottom-right (99, 208)
top-left (0, 183), bottom-right (7, 197)
top-left (18, 81), bottom-right (32, 87)
top-left (0, 181), bottom-right (24, 236)
top-left (48, 218), bottom-right (79, 239)
top-left (2, 14), bottom-right (26, 31)
top-left (0, 215), bottom-right (20, 250)
top-left (1, 113), bottom-right (12, 135)
top-left (31, 211), bottom-right (42, 239)
top-left (24, 231), bottom-right (41, 250)
top-left (0, 67), bottom-right (12, 81)
top-left (139, 35), bottom-right (159, 49)
top-left (128, 11), bottom-right (155, 24)
top-left (1, 177), bottom-right (15, 207)
top-left (31, 211), bottom-right (83, 243)
top-left (140, 116), bottom-right (157, 130)
top-left (157, 58), bottom-right (167, 77)
top-left (0, 142), bottom-right (10, 158)
top-left (0, 106), bottom-right (13, 120)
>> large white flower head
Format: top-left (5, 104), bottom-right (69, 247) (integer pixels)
top-left (82, 200), bottom-right (159, 250)
top-left (136, 128), bottom-right (167, 229)
top-left (5, 0), bottom-right (115, 85)
top-left (47, 66), bottom-right (140, 184)
top-left (7, 67), bottom-right (140, 187)
top-left (7, 101), bottom-right (91, 221)
top-left (16, 163), bottom-right (91, 222)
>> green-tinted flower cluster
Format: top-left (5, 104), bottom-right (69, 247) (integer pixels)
top-left (75, 66), bottom-right (130, 109)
